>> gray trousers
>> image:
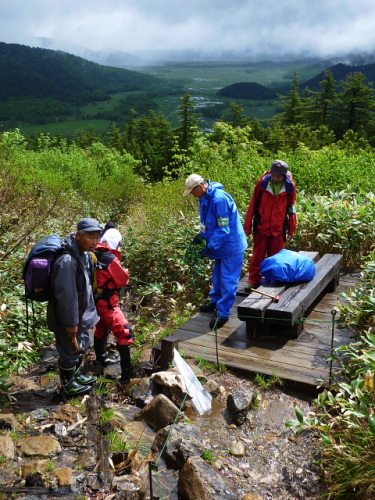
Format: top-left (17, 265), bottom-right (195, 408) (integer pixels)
top-left (54, 326), bottom-right (91, 368)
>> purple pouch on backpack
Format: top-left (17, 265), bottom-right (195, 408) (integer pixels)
top-left (25, 258), bottom-right (50, 291)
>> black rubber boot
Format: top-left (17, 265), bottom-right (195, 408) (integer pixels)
top-left (199, 302), bottom-right (217, 313)
top-left (94, 336), bottom-right (118, 367)
top-left (59, 364), bottom-right (92, 396)
top-left (117, 344), bottom-right (131, 382)
top-left (74, 357), bottom-right (97, 386)
top-left (209, 315), bottom-right (228, 330)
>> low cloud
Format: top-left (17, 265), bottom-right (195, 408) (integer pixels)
top-left (1, 0), bottom-right (375, 61)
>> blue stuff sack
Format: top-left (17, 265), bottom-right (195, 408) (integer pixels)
top-left (260, 249), bottom-right (316, 284)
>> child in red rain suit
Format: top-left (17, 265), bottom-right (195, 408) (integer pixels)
top-left (93, 228), bottom-right (134, 381)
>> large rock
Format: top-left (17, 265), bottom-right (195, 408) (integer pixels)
top-left (227, 390), bottom-right (255, 425)
top-left (0, 413), bottom-right (19, 431)
top-left (77, 449), bottom-right (97, 470)
top-left (151, 423), bottom-right (204, 470)
top-left (134, 394), bottom-right (182, 431)
top-left (17, 434), bottom-right (61, 457)
top-left (21, 459), bottom-right (50, 476)
top-left (0, 435), bottom-right (15, 458)
top-left (151, 369), bottom-right (189, 406)
top-left (112, 474), bottom-right (147, 499)
top-left (55, 468), bottom-right (73, 487)
top-left (8, 375), bottom-right (40, 391)
top-left (178, 456), bottom-right (237, 500)
top-left (0, 469), bottom-right (18, 483)
top-left (128, 377), bottom-right (160, 407)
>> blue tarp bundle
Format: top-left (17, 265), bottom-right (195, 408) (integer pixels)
top-left (260, 249), bottom-right (316, 284)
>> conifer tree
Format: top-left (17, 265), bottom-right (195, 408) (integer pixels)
top-left (336, 72), bottom-right (375, 132)
top-left (221, 102), bottom-right (250, 127)
top-left (277, 73), bottom-right (305, 125)
top-left (175, 93), bottom-right (200, 150)
top-left (317, 70), bottom-right (337, 125)
top-left (105, 123), bottom-right (124, 152)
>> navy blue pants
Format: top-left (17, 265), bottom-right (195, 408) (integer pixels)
top-left (209, 252), bottom-right (244, 319)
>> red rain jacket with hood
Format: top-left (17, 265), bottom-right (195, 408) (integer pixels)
top-left (95, 242), bottom-right (130, 293)
top-left (244, 171), bottom-right (297, 238)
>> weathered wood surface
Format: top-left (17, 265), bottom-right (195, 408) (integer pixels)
top-left (237, 251), bottom-right (320, 299)
top-left (237, 253), bottom-right (343, 338)
top-left (237, 251), bottom-right (320, 323)
top-left (172, 270), bottom-right (359, 386)
top-left (265, 254), bottom-right (343, 325)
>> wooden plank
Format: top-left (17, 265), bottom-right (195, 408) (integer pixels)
top-left (172, 266), bottom-right (358, 386)
top-left (178, 342), bottom-right (331, 385)
top-left (237, 251), bottom-right (321, 321)
top-left (177, 329), bottom-right (332, 371)
top-left (265, 254), bottom-right (343, 325)
top-left (236, 250), bottom-right (320, 297)
top-left (179, 327), bottom-right (345, 372)
top-left (237, 284), bottom-right (286, 322)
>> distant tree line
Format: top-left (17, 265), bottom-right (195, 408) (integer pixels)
top-left (217, 82), bottom-right (277, 100)
top-left (21, 73), bottom-right (375, 184)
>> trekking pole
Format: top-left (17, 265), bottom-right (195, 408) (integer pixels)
top-left (329, 309), bottom-right (337, 387)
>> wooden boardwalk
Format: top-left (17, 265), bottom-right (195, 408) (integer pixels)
top-left (172, 271), bottom-right (360, 387)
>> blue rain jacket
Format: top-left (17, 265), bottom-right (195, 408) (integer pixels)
top-left (199, 181), bottom-right (247, 259)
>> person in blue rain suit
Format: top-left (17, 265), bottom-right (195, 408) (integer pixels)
top-left (183, 174), bottom-right (247, 329)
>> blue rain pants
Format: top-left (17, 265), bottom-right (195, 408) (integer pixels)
top-left (209, 251), bottom-right (245, 319)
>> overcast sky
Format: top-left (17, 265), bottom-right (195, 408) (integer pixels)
top-left (1, 0), bottom-right (375, 61)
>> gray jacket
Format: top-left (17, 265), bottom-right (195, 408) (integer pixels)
top-left (47, 233), bottom-right (99, 332)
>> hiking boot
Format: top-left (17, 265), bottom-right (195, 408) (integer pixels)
top-left (59, 364), bottom-right (92, 397)
top-left (200, 302), bottom-right (217, 313)
top-left (209, 315), bottom-right (228, 330)
top-left (94, 336), bottom-right (118, 367)
top-left (244, 283), bottom-right (259, 293)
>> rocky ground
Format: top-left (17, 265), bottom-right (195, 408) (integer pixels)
top-left (0, 341), bottom-right (327, 500)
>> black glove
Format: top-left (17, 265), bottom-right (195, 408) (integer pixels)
top-left (199, 247), bottom-right (210, 258)
top-left (192, 234), bottom-right (206, 246)
top-left (124, 324), bottom-right (135, 340)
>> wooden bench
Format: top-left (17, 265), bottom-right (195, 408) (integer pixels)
top-left (237, 252), bottom-right (343, 338)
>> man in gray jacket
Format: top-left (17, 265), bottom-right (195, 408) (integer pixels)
top-left (47, 218), bottom-right (102, 396)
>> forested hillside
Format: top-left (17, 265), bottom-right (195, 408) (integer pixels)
top-left (217, 61), bottom-right (375, 96)
top-left (217, 82), bottom-right (277, 100)
top-left (0, 42), bottom-right (169, 103)
top-left (303, 61), bottom-right (375, 90)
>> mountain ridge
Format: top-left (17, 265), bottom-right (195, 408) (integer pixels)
top-left (0, 42), bottom-right (168, 103)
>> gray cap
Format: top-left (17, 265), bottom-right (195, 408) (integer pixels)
top-left (77, 218), bottom-right (102, 232)
top-left (271, 160), bottom-right (289, 176)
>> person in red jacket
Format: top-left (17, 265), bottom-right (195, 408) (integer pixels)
top-left (244, 160), bottom-right (297, 292)
top-left (93, 228), bottom-right (134, 381)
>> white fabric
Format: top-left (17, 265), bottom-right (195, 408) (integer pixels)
top-left (100, 228), bottom-right (122, 250)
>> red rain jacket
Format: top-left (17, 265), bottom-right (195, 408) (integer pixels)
top-left (94, 242), bottom-right (130, 292)
top-left (244, 171), bottom-right (297, 238)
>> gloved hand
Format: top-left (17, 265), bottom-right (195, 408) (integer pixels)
top-left (192, 234), bottom-right (206, 246)
top-left (124, 324), bottom-right (135, 344)
top-left (199, 247), bottom-right (210, 258)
